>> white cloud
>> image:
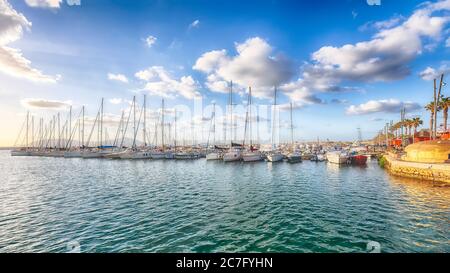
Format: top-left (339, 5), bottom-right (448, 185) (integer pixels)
top-left (107, 73), bottom-right (128, 83)
top-left (135, 66), bottom-right (201, 99)
top-left (0, 0), bottom-right (58, 82)
top-left (419, 66), bottom-right (439, 80)
top-left (346, 99), bottom-right (421, 115)
top-left (145, 35), bottom-right (157, 48)
top-left (419, 64), bottom-right (450, 80)
top-left (359, 15), bottom-right (405, 32)
top-left (21, 98), bottom-right (71, 109)
top-left (193, 37), bottom-right (295, 98)
top-left (24, 0), bottom-right (62, 8)
top-left (109, 98), bottom-right (123, 105)
top-left (189, 19), bottom-right (200, 29)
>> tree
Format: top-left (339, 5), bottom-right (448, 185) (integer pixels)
top-left (411, 117), bottom-right (423, 136)
top-left (425, 102), bottom-right (437, 135)
top-left (440, 96), bottom-right (450, 131)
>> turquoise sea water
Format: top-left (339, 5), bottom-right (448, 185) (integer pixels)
top-left (0, 150), bottom-right (448, 253)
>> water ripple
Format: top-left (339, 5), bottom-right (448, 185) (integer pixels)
top-left (0, 151), bottom-right (449, 252)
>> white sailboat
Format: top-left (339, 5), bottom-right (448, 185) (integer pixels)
top-left (242, 87), bottom-right (262, 162)
top-left (11, 112), bottom-right (31, 156)
top-left (267, 87), bottom-right (284, 162)
top-left (82, 98), bottom-right (109, 158)
top-left (206, 103), bottom-right (222, 160)
top-left (223, 81), bottom-right (243, 162)
top-left (286, 102), bottom-right (302, 163)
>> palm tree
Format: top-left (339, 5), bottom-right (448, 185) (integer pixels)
top-left (440, 96), bottom-right (450, 131)
top-left (406, 119), bottom-right (414, 136)
top-left (425, 102), bottom-right (436, 135)
top-left (411, 117), bottom-right (423, 137)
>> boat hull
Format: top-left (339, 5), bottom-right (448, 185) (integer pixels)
top-left (64, 151), bottom-right (83, 158)
top-left (11, 150), bottom-right (30, 156)
top-left (242, 152), bottom-right (262, 162)
top-left (326, 153), bottom-right (348, 164)
top-left (267, 153), bottom-right (284, 162)
top-left (223, 151), bottom-right (242, 162)
top-left (206, 152), bottom-right (221, 160)
top-left (350, 155), bottom-right (368, 165)
top-left (287, 155), bottom-right (302, 163)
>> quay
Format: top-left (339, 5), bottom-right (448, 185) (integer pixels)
top-left (383, 140), bottom-right (450, 184)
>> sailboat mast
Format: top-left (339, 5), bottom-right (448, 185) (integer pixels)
top-left (161, 99), bottom-right (165, 151)
top-left (290, 102), bottom-right (294, 146)
top-left (26, 111), bottom-right (29, 148)
top-left (143, 94), bottom-right (146, 147)
top-left (174, 109), bottom-right (177, 149)
top-left (69, 105), bottom-right (72, 147)
top-left (271, 86), bottom-right (277, 149)
top-left (249, 87), bottom-right (252, 146)
top-left (213, 103), bottom-right (216, 146)
top-left (100, 98), bottom-right (104, 148)
top-left (229, 81), bottom-right (233, 144)
top-left (31, 115), bottom-right (34, 149)
top-left (58, 112), bottom-right (61, 149)
top-left (82, 106), bottom-right (85, 148)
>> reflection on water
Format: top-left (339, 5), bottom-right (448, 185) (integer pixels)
top-left (0, 151), bottom-right (448, 253)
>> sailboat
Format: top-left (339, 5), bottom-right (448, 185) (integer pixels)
top-left (206, 103), bottom-right (222, 160)
top-left (286, 102), bottom-right (302, 163)
top-left (11, 112), bottom-right (31, 156)
top-left (223, 81), bottom-right (243, 162)
top-left (64, 106), bottom-right (86, 158)
top-left (82, 98), bottom-right (111, 158)
top-left (242, 87), bottom-right (263, 162)
top-left (266, 86), bottom-right (284, 162)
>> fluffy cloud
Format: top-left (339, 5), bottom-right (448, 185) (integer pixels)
top-left (145, 35), bottom-right (157, 47)
top-left (135, 66), bottom-right (201, 99)
top-left (193, 37), bottom-right (295, 98)
top-left (21, 98), bottom-right (71, 109)
top-left (420, 64), bottom-right (450, 80)
top-left (346, 99), bottom-right (421, 115)
top-left (24, 0), bottom-right (62, 8)
top-left (107, 73), bottom-right (128, 83)
top-left (189, 19), bottom-right (200, 29)
top-left (0, 0), bottom-right (58, 82)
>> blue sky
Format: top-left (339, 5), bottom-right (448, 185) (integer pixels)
top-left (1, 0), bottom-right (449, 145)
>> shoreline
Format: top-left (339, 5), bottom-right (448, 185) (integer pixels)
top-left (384, 154), bottom-right (450, 184)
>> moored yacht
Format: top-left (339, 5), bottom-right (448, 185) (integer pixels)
top-left (326, 151), bottom-right (349, 164)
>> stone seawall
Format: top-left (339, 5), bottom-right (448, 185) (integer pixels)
top-left (384, 155), bottom-right (450, 183)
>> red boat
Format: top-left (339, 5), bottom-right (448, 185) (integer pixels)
top-left (350, 155), bottom-right (368, 165)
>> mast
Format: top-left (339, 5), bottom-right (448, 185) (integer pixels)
top-left (69, 105), bottom-right (72, 148)
top-left (290, 102), bottom-right (294, 146)
top-left (229, 81), bottom-right (233, 144)
top-left (58, 112), bottom-right (61, 149)
top-left (31, 115), bottom-right (34, 149)
top-left (249, 87), bottom-right (252, 147)
top-left (161, 99), bottom-right (165, 151)
top-left (26, 111), bottom-right (29, 149)
top-left (271, 86), bottom-right (277, 149)
top-left (82, 106), bottom-right (85, 148)
top-left (143, 94), bottom-right (146, 147)
top-left (213, 103), bottom-right (216, 146)
top-left (174, 109), bottom-right (177, 149)
top-left (100, 98), bottom-right (104, 148)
